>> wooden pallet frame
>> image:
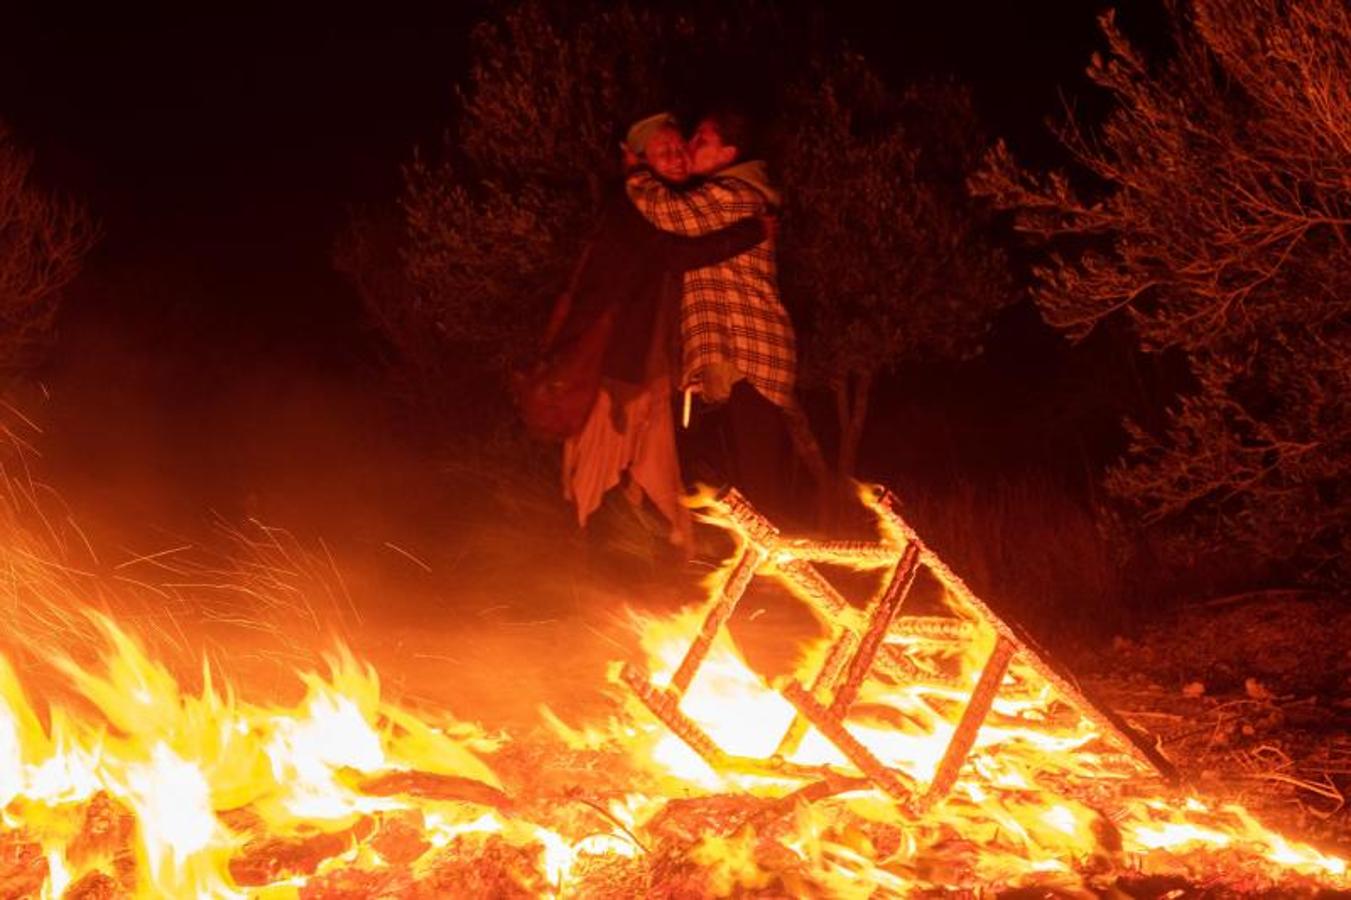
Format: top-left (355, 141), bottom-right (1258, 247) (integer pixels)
top-left (623, 486), bottom-right (1176, 809)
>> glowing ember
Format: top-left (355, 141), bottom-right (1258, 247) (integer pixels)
top-left (0, 488), bottom-right (1342, 897)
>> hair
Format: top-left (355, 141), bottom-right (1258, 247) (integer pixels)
top-left (701, 107), bottom-right (754, 162)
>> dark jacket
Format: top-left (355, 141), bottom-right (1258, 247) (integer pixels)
top-left (549, 192), bottom-right (766, 386)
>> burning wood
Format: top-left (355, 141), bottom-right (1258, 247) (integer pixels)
top-left (0, 486), bottom-right (1343, 896)
top-left (607, 486), bottom-right (1345, 893)
top-left (917, 634), bottom-right (1015, 811)
top-left (832, 541), bottom-right (922, 716)
top-left (626, 487), bottom-right (1172, 806)
top-left (670, 545), bottom-right (766, 694)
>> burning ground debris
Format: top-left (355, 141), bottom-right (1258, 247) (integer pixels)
top-left (0, 484), bottom-right (1345, 896)
top-left (1080, 592), bottom-right (1351, 861)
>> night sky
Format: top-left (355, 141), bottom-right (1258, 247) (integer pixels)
top-left (1, 6), bottom-right (486, 366)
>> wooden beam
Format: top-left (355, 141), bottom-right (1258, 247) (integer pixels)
top-left (620, 663), bottom-right (727, 769)
top-left (872, 492), bottom-right (1178, 783)
top-left (832, 541), bottom-right (922, 717)
top-left (670, 544), bottom-right (766, 694)
top-left (916, 635), bottom-right (1016, 810)
top-left (780, 679), bottom-right (916, 802)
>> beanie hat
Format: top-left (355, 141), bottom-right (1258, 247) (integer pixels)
top-left (625, 112), bottom-right (678, 155)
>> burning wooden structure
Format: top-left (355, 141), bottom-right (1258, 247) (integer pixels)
top-left (623, 486), bottom-right (1176, 812)
top-left (0, 484), bottom-right (1344, 897)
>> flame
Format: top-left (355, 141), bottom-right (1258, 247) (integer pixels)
top-left (614, 600), bottom-right (1349, 892)
top-left (0, 476), bottom-right (1341, 896)
top-left (595, 492), bottom-right (1350, 895)
top-left (0, 593), bottom-right (1341, 897)
top-left (0, 613), bottom-right (597, 897)
top-left (117, 742), bottom-right (239, 897)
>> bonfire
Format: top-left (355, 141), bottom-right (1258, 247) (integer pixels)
top-left (0, 479), bottom-right (1345, 898)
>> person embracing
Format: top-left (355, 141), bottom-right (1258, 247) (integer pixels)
top-left (624, 108), bottom-right (798, 522)
top-left (533, 113), bottom-right (771, 553)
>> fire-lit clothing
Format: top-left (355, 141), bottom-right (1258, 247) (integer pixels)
top-left (563, 376), bottom-right (690, 548)
top-left (625, 163), bottom-right (797, 409)
top-left (555, 192), bottom-right (766, 545)
top-left (548, 195), bottom-right (767, 388)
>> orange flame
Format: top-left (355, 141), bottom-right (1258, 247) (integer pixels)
top-left (0, 479), bottom-right (1341, 896)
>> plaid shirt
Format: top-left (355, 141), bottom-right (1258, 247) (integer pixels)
top-left (626, 170), bottom-right (797, 408)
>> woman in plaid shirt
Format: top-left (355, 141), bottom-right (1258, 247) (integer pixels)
top-left (552, 115), bottom-right (770, 552)
top-left (625, 109), bottom-right (799, 523)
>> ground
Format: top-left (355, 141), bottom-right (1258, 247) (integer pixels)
top-left (1082, 592), bottom-right (1351, 857)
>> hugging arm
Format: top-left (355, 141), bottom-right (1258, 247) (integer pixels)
top-left (655, 216), bottom-right (766, 272)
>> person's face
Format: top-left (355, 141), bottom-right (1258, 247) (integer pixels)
top-left (645, 127), bottom-right (690, 183)
top-left (688, 120), bottom-right (737, 175)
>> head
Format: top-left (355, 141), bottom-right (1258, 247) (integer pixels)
top-left (689, 109), bottom-right (751, 175)
top-left (643, 123), bottom-right (691, 183)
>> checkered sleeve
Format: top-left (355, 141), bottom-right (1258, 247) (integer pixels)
top-left (626, 170), bottom-right (797, 409)
top-left (626, 171), bottom-right (765, 235)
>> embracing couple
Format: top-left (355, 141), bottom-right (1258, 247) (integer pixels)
top-left (541, 108), bottom-right (797, 555)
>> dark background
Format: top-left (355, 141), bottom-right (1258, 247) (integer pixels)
top-left (0, 2), bottom-right (1129, 534)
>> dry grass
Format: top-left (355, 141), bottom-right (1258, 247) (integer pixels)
top-left (895, 471), bottom-right (1125, 643)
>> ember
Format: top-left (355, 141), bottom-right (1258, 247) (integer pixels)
top-left (0, 488), bottom-right (1343, 897)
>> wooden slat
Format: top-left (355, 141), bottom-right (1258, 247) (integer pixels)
top-left (917, 635), bottom-right (1015, 810)
top-left (670, 544), bottom-right (766, 694)
top-left (778, 539), bottom-right (900, 568)
top-left (831, 542), bottom-right (922, 717)
top-left (780, 680), bottom-right (916, 802)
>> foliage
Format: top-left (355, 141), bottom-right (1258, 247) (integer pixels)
top-left (0, 122), bottom-right (94, 371)
top-left (340, 0), bottom-right (1013, 496)
top-left (780, 57), bottom-right (1013, 477)
top-left (396, 1), bottom-right (673, 377)
top-left (971, 0), bottom-right (1351, 584)
top-left (902, 472), bottom-right (1126, 639)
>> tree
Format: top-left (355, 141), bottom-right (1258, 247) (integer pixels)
top-left (334, 1), bottom-right (690, 435)
top-left (0, 122), bottom-right (94, 371)
top-left (393, 2), bottom-right (671, 379)
top-left (340, 0), bottom-right (813, 434)
top-left (780, 57), bottom-right (1013, 480)
top-left (971, 0), bottom-right (1351, 584)
top-left (333, 207), bottom-right (466, 425)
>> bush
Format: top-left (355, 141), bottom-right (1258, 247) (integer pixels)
top-left (0, 122), bottom-right (94, 371)
top-left (901, 472), bottom-right (1126, 641)
top-left (972, 0), bottom-right (1351, 586)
